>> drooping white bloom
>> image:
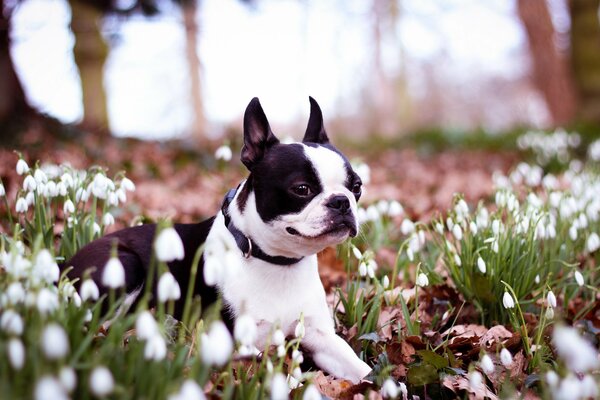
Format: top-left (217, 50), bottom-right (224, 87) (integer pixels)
top-left (435, 222), bottom-right (444, 235)
top-left (453, 253), bottom-right (462, 266)
top-left (234, 314), bottom-right (257, 347)
top-left (93, 222), bottom-right (101, 235)
top-left (569, 224), bottom-right (578, 241)
top-left (59, 367), bottom-right (77, 393)
top-left (295, 320), bottom-right (305, 338)
top-left (400, 219), bottom-right (415, 235)
top-left (574, 270), bottom-right (584, 286)
top-left (91, 173), bottom-right (113, 199)
top-left (41, 323), bottom-right (69, 360)
top-left (552, 325), bottom-right (600, 372)
top-left (1, 310), bottom-right (24, 335)
top-left (502, 292), bottom-right (515, 309)
top-left (36, 288), bottom-right (59, 315)
top-left (144, 334), bottom-right (167, 361)
top-left (102, 212), bottom-right (115, 226)
top-left (16, 159), bottom-right (29, 175)
top-left (586, 232), bottom-right (600, 253)
top-left (302, 384), bottom-right (321, 400)
top-left (168, 380), bottom-right (206, 400)
top-left (102, 257), bottom-right (125, 289)
top-left (366, 259), bottom-right (377, 278)
top-left (272, 329), bottom-right (285, 346)
top-left (477, 257), bottom-right (486, 274)
top-left (269, 372), bottom-right (289, 400)
top-left (547, 290), bottom-right (557, 308)
top-left (136, 311), bottom-right (159, 340)
top-left (33, 249), bottom-right (60, 284)
top-left (7, 338), bottom-right (25, 369)
top-left (0, 183), bottom-right (4, 197)
top-left (200, 321), bottom-right (233, 367)
top-left (215, 145), bottom-right (233, 161)
top-left (354, 162), bottom-right (371, 185)
top-left (358, 261), bottom-right (367, 277)
top-left (155, 227), bottom-right (185, 262)
top-left (157, 272), bottom-right (181, 303)
top-left (545, 370), bottom-right (559, 387)
top-left (469, 221), bottom-right (478, 235)
top-left (6, 282), bottom-right (26, 305)
top-left (387, 200), bottom-right (403, 217)
top-left (500, 348), bottom-right (513, 368)
top-left (80, 279), bottom-right (100, 302)
top-left (15, 197), bottom-right (28, 213)
top-left (545, 306), bottom-right (555, 319)
top-left (35, 376), bottom-right (68, 400)
top-left (380, 378), bottom-right (399, 398)
top-left (89, 366), bottom-right (114, 397)
top-left (34, 169), bottom-right (48, 184)
top-left (468, 370), bottom-right (483, 391)
top-left (63, 199), bottom-right (75, 215)
top-left (382, 275), bottom-right (390, 289)
top-left (120, 177), bottom-right (136, 192)
top-left (416, 273), bottom-right (429, 287)
top-left (23, 175), bottom-right (37, 191)
top-left (451, 224), bottom-right (463, 241)
top-left (352, 246), bottom-right (363, 260)
top-left (480, 354), bottom-right (494, 375)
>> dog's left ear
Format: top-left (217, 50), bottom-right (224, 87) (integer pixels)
top-left (303, 96), bottom-right (329, 144)
top-left (242, 97), bottom-right (279, 170)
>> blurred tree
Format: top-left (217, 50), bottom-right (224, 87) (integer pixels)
top-left (517, 0), bottom-right (577, 126)
top-left (569, 0), bottom-right (600, 125)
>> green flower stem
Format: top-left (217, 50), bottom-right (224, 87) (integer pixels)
top-left (501, 280), bottom-right (532, 358)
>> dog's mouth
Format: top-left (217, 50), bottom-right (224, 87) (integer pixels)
top-left (286, 220), bottom-right (357, 239)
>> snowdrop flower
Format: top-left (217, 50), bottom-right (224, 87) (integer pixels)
top-left (292, 349), bottom-right (304, 364)
top-left (168, 380), bottom-right (206, 400)
top-left (455, 199), bottom-right (469, 221)
top-left (16, 159), bottom-right (29, 175)
top-left (136, 311), bottom-right (159, 340)
top-left (451, 224), bottom-right (463, 241)
top-left (435, 222), bottom-right (444, 235)
top-left (302, 384), bottom-right (321, 400)
top-left (0, 183), bottom-right (4, 197)
top-left (200, 321), bottom-right (233, 367)
top-left (6, 282), bottom-right (26, 305)
top-left (469, 221), bottom-right (478, 235)
top-left (545, 306), bottom-right (555, 319)
top-left (535, 274), bottom-right (540, 284)
top-left (545, 370), bottom-right (559, 387)
top-left (33, 249), bottom-right (60, 284)
top-left (547, 290), bottom-right (557, 308)
top-left (234, 314), bottom-right (257, 347)
top-left (102, 212), bottom-right (115, 226)
top-left (453, 253), bottom-right (462, 266)
top-left (1, 310), bottom-right (24, 335)
top-left (366, 259), bottom-right (377, 278)
top-left (500, 348), bottom-right (512, 368)
top-left (203, 237), bottom-right (228, 285)
top-left (272, 329), bottom-right (285, 346)
top-left (155, 227), bottom-right (185, 262)
top-left (60, 172), bottom-right (74, 188)
top-left (91, 173), bottom-right (113, 199)
top-left (354, 162), bottom-right (371, 185)
top-left (382, 275), bottom-right (390, 289)
top-left (491, 219), bottom-right (501, 236)
top-left (270, 372), bottom-right (289, 400)
top-left (41, 323), bottom-right (69, 360)
top-left (157, 272), bottom-right (181, 303)
top-left (120, 177), bottom-right (136, 192)
top-left (295, 320), bottom-right (305, 339)
top-left (102, 257), bottom-right (125, 289)
top-left (80, 279), bottom-right (100, 302)
top-left (502, 292), bottom-right (515, 309)
top-left (366, 205), bottom-right (380, 221)
top-left (7, 338), bottom-right (25, 370)
top-left (416, 272), bottom-right (429, 287)
top-left (476, 257), bottom-right (487, 274)
top-left (37, 288), bottom-right (59, 315)
top-left (381, 378), bottom-right (399, 398)
top-left (15, 197), bottom-right (28, 213)
top-left (34, 169), bottom-right (48, 184)
top-left (59, 367), bottom-right (77, 393)
top-left (468, 370), bottom-right (483, 391)
top-left (387, 200), bottom-right (403, 217)
top-left (574, 270), bottom-right (584, 286)
top-left (44, 181), bottom-right (58, 198)
top-left (358, 261), bottom-right (367, 277)
top-left (552, 325), bottom-right (600, 372)
top-left (89, 366), bottom-right (114, 397)
top-left (351, 246), bottom-right (363, 260)
top-left (490, 239), bottom-right (499, 254)
top-left (23, 175), bottom-right (37, 191)
top-left (586, 232), bottom-right (600, 253)
top-left (480, 354), bottom-right (494, 375)
top-left (144, 334), bottom-right (167, 361)
top-left (35, 376), bottom-right (68, 400)
top-left (406, 248), bottom-right (414, 262)
top-left (476, 208), bottom-right (489, 229)
top-left (569, 224), bottom-right (578, 241)
top-left (400, 219), bottom-right (415, 235)
top-left (215, 145), bottom-right (233, 161)
top-left (63, 199), bottom-right (75, 215)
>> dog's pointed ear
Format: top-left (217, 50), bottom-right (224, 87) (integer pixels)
top-left (241, 97), bottom-right (279, 169)
top-left (303, 96), bottom-right (329, 144)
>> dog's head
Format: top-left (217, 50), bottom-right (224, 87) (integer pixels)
top-left (230, 97), bottom-right (362, 258)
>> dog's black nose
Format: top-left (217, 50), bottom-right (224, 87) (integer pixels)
top-left (326, 195), bottom-right (351, 214)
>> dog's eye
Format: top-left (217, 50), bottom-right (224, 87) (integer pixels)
top-left (292, 184), bottom-right (311, 197)
top-left (352, 182), bottom-right (362, 196)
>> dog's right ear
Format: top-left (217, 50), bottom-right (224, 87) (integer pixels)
top-left (241, 97), bottom-right (279, 170)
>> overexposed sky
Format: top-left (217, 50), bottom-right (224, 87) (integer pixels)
top-left (10, 0), bottom-right (525, 139)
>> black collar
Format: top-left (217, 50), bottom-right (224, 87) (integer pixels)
top-left (221, 187), bottom-right (304, 266)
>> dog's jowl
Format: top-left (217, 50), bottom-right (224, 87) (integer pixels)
top-left (66, 97), bottom-right (372, 383)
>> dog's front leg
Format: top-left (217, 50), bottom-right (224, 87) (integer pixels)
top-left (301, 324), bottom-right (371, 383)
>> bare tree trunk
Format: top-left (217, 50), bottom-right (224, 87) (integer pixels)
top-left (569, 0), bottom-right (600, 125)
top-left (182, 0), bottom-right (206, 142)
top-left (517, 0), bottom-right (577, 126)
top-left (69, 0), bottom-right (110, 132)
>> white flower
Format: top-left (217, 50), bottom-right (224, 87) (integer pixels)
top-left (120, 177), bottom-right (136, 192)
top-left (59, 367), bottom-right (77, 393)
top-left (15, 197), bottom-right (28, 213)
top-left (292, 349), bottom-right (304, 364)
top-left (6, 282), bottom-right (26, 305)
top-left (80, 279), bottom-right (100, 302)
top-left (435, 222), bottom-right (444, 235)
top-left (157, 272), bottom-right (181, 302)
top-left (89, 366), bottom-right (114, 397)
top-left (270, 372), bottom-right (289, 400)
top-left (469, 221), bottom-right (478, 235)
top-left (535, 274), bottom-right (540, 284)
top-left (234, 314), bottom-right (257, 347)
top-left (302, 384), bottom-right (321, 400)
top-left (502, 292), bottom-right (515, 309)
top-left (25, 191), bottom-right (35, 206)
top-left (102, 257), bottom-right (125, 289)
top-left (500, 348), bottom-right (512, 368)
top-left (63, 199), bottom-right (75, 215)
top-left (477, 257), bottom-right (486, 274)
top-left (574, 270), bottom-right (584, 286)
top-left (480, 353), bottom-right (494, 375)
top-left (136, 311), bottom-right (159, 340)
top-left (387, 201), bottom-right (403, 217)
top-left (44, 181), bottom-right (58, 198)
top-left (547, 290), bottom-right (557, 308)
top-left (41, 323), bottom-right (69, 360)
top-left (400, 219), bottom-right (415, 235)
top-left (200, 321), bottom-right (233, 367)
top-left (1, 310), bottom-right (24, 335)
top-left (33, 249), bottom-right (60, 284)
top-left (36, 288), bottom-right (59, 315)
top-left (61, 173), bottom-right (74, 188)
top-left (35, 376), bottom-right (68, 400)
top-left (144, 334), bottom-right (167, 361)
top-left (102, 212), bottom-right (115, 226)
top-left (91, 173), bottom-right (113, 199)
top-left (168, 380), bottom-right (206, 400)
top-left (351, 246), bottom-right (363, 260)
top-left (358, 261), bottom-right (367, 277)
top-left (16, 159), bottom-right (29, 175)
top-left (382, 275), bottom-right (390, 289)
top-left (93, 222), bottom-right (101, 235)
top-left (416, 272), bottom-right (429, 287)
top-left (0, 183), bottom-right (4, 197)
top-left (406, 247), bottom-right (414, 262)
top-left (7, 338), bottom-right (25, 369)
top-left (34, 169), bottom-right (48, 184)
top-left (215, 145), bottom-right (233, 161)
top-left (586, 232), bottom-right (600, 253)
top-left (295, 320), bottom-right (305, 338)
top-left (354, 162), bottom-right (371, 185)
top-left (272, 329), bottom-right (285, 346)
top-left (453, 253), bottom-right (462, 266)
top-left (545, 306), bottom-right (555, 319)
top-left (23, 175), bottom-right (37, 191)
top-left (452, 224), bottom-right (463, 241)
top-left (552, 325), bottom-right (600, 372)
top-left (381, 378), bottom-right (399, 398)
top-left (366, 259), bottom-right (377, 278)
top-left (569, 224), bottom-right (578, 241)
top-left (468, 370), bottom-right (483, 391)
top-left (545, 370), bottom-right (559, 387)
top-left (155, 227), bottom-right (185, 262)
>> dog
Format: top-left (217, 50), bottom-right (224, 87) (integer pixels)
top-left (66, 97), bottom-right (372, 383)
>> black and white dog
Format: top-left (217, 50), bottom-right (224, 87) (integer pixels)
top-left (66, 97), bottom-right (372, 383)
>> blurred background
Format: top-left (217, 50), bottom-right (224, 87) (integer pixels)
top-left (2, 0), bottom-right (600, 144)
